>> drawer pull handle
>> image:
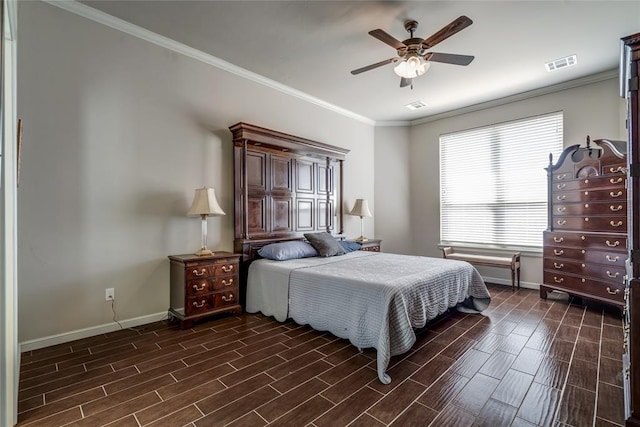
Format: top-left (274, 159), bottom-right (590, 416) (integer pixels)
top-left (554, 263), bottom-right (564, 269)
top-left (556, 184), bottom-right (566, 189)
top-left (606, 255), bottom-right (620, 262)
top-left (221, 265), bottom-right (234, 273)
top-left (610, 205), bottom-right (623, 212)
top-left (553, 237), bottom-right (564, 243)
top-left (553, 249), bottom-right (564, 255)
top-left (606, 287), bottom-right (620, 295)
top-left (609, 166), bottom-right (625, 174)
top-left (606, 271), bottom-right (620, 278)
top-left (610, 191), bottom-right (623, 198)
top-left (557, 174), bottom-right (567, 180)
top-left (193, 299), bottom-right (206, 308)
top-left (222, 294), bottom-right (234, 302)
top-left (554, 277), bottom-right (564, 283)
top-left (606, 240), bottom-right (620, 247)
top-left (557, 220), bottom-right (566, 225)
top-left (610, 220), bottom-right (623, 227)
top-left (556, 195), bottom-right (566, 201)
top-left (193, 283), bottom-right (206, 292)
top-left (557, 207), bottom-right (566, 213)
top-left (610, 177), bottom-right (623, 184)
top-left (193, 269), bottom-right (206, 277)
top-left (222, 279), bottom-right (233, 287)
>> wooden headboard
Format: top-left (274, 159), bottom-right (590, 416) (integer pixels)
top-left (229, 122), bottom-right (350, 263)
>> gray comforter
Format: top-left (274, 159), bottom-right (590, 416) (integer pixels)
top-left (246, 251), bottom-right (490, 384)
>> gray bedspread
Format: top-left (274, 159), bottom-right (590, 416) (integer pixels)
top-left (246, 251), bottom-right (490, 384)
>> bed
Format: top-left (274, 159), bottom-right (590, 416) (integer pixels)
top-left (228, 122), bottom-right (491, 384)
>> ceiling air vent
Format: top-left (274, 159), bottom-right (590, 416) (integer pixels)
top-left (405, 100), bottom-right (427, 110)
top-left (545, 55), bottom-right (577, 72)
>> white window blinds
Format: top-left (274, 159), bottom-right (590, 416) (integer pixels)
top-left (439, 112), bottom-right (564, 250)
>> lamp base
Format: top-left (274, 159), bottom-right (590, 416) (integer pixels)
top-left (194, 248), bottom-right (214, 257)
top-left (354, 236), bottom-right (369, 242)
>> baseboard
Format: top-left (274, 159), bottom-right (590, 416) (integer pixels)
top-left (20, 311), bottom-right (169, 352)
top-left (482, 275), bottom-right (540, 291)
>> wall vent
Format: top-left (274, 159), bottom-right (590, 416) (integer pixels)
top-left (405, 100), bottom-right (427, 110)
top-left (545, 55), bottom-right (577, 72)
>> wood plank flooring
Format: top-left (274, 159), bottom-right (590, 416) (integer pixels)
top-left (17, 284), bottom-right (625, 426)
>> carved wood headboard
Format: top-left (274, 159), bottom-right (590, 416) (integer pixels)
top-left (229, 122), bottom-right (350, 263)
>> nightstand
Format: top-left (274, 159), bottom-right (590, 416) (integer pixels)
top-left (168, 252), bottom-right (242, 329)
top-left (352, 239), bottom-right (382, 252)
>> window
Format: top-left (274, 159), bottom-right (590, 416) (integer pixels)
top-left (439, 112), bottom-right (563, 250)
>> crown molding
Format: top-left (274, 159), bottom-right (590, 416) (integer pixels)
top-left (43, 0), bottom-right (376, 126)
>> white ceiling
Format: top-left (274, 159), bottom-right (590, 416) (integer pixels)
top-left (78, 1), bottom-right (640, 124)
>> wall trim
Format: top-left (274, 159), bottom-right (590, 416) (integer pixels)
top-left (43, 0), bottom-right (375, 126)
top-left (20, 312), bottom-right (168, 352)
top-left (483, 275), bottom-right (539, 291)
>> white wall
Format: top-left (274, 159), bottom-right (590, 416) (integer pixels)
top-left (409, 77), bottom-right (626, 287)
top-left (17, 2), bottom-right (375, 344)
top-left (373, 126), bottom-right (412, 254)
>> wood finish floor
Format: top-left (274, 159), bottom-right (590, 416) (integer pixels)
top-left (18, 284), bottom-right (625, 427)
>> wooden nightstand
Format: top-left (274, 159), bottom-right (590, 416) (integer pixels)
top-left (352, 239), bottom-right (381, 252)
top-left (168, 252), bottom-right (242, 329)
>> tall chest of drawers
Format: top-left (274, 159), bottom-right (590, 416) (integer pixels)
top-left (168, 252), bottom-right (242, 329)
top-left (540, 138), bottom-right (628, 307)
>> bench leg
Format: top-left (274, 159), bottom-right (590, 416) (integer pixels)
top-left (517, 267), bottom-right (520, 289)
top-left (510, 268), bottom-right (515, 291)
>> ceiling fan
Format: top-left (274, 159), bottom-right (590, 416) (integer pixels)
top-left (351, 16), bottom-right (475, 88)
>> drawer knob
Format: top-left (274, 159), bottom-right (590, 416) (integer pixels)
top-left (554, 249), bottom-right (564, 256)
top-left (606, 287), bottom-right (620, 295)
top-left (606, 255), bottom-right (620, 262)
top-left (193, 299), bottom-right (206, 308)
top-left (584, 191), bottom-right (589, 196)
top-left (557, 173), bottom-right (567, 180)
top-left (557, 220), bottom-right (566, 225)
top-left (222, 265), bottom-right (234, 273)
top-left (556, 183), bottom-right (566, 189)
top-left (553, 237), bottom-right (564, 243)
top-left (581, 236), bottom-right (586, 240)
top-left (557, 207), bottom-right (566, 212)
top-left (609, 166), bottom-right (626, 174)
top-left (610, 177), bottom-right (623, 184)
top-left (193, 268), bottom-right (206, 277)
top-left (554, 277), bottom-right (564, 283)
top-left (610, 190), bottom-right (623, 198)
top-left (554, 263), bottom-right (564, 269)
top-left (610, 220), bottom-right (623, 227)
top-left (606, 271), bottom-right (620, 278)
top-left (557, 195), bottom-right (566, 201)
top-left (222, 293), bottom-right (234, 302)
top-left (610, 205), bottom-right (623, 212)
top-left (222, 279), bottom-right (233, 287)
top-left (584, 217), bottom-right (589, 222)
top-left (584, 204), bottom-right (589, 209)
top-left (193, 283), bottom-right (206, 292)
top-left (606, 240), bottom-right (620, 247)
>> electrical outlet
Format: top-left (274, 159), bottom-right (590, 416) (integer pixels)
top-left (105, 288), bottom-right (115, 301)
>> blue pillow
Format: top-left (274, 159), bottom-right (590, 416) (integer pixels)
top-left (258, 241), bottom-right (319, 261)
top-left (339, 240), bottom-right (362, 253)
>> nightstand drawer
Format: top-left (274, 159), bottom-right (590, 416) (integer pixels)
top-left (212, 276), bottom-right (236, 291)
top-left (213, 290), bottom-right (238, 308)
top-left (213, 262), bottom-right (238, 276)
top-left (186, 279), bottom-right (211, 296)
top-left (186, 295), bottom-right (214, 315)
top-left (186, 265), bottom-right (213, 280)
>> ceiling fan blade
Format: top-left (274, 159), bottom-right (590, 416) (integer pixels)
top-left (351, 57), bottom-right (398, 75)
top-left (369, 29), bottom-right (406, 50)
top-left (400, 77), bottom-right (412, 88)
top-left (421, 15), bottom-right (473, 49)
top-left (424, 52), bottom-right (475, 66)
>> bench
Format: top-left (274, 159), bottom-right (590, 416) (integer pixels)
top-left (442, 247), bottom-right (521, 291)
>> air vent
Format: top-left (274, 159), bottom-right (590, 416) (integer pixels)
top-left (405, 100), bottom-right (427, 110)
top-left (545, 55), bottom-right (577, 72)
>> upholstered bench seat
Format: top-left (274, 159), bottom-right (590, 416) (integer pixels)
top-left (442, 247), bottom-right (521, 290)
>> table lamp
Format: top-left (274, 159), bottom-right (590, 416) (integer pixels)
top-left (187, 187), bottom-right (225, 256)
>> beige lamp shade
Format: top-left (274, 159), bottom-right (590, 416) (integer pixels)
top-left (187, 187), bottom-right (225, 217)
top-left (349, 199), bottom-right (372, 218)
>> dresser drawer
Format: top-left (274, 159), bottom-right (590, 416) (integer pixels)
top-left (551, 215), bottom-right (626, 232)
top-left (211, 275), bottom-right (237, 291)
top-left (552, 188), bottom-right (626, 203)
top-left (601, 162), bottom-right (627, 176)
top-left (186, 279), bottom-right (212, 296)
top-left (213, 290), bottom-right (238, 308)
top-left (186, 265), bottom-right (213, 280)
top-left (543, 258), bottom-right (626, 284)
top-left (185, 294), bottom-right (214, 316)
top-left (543, 246), bottom-right (628, 266)
top-left (552, 175), bottom-right (626, 191)
top-left (213, 262), bottom-right (238, 276)
top-left (553, 201), bottom-right (627, 216)
top-left (543, 231), bottom-right (627, 251)
top-left (543, 271), bottom-right (625, 304)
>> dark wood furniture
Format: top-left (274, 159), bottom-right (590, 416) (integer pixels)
top-left (442, 247), bottom-right (521, 291)
top-left (168, 252), bottom-right (242, 329)
top-left (354, 239), bottom-right (382, 252)
top-left (229, 122), bottom-right (350, 305)
top-left (540, 137), bottom-right (628, 307)
top-left (622, 31), bottom-right (640, 427)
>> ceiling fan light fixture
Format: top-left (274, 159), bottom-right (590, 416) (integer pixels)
top-left (394, 55), bottom-right (430, 79)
